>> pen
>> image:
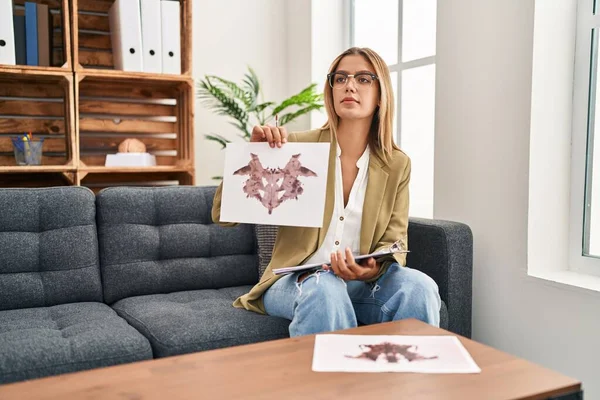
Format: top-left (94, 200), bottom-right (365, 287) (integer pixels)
top-left (275, 114), bottom-right (278, 128)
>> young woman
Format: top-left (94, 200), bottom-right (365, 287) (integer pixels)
top-left (212, 47), bottom-right (441, 337)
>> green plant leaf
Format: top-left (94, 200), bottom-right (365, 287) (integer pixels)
top-left (248, 101), bottom-right (274, 113)
top-left (243, 67), bottom-right (260, 98)
top-left (208, 75), bottom-right (255, 109)
top-left (197, 66), bottom-right (324, 145)
top-left (272, 84), bottom-right (324, 116)
top-left (204, 134), bottom-right (231, 149)
top-left (279, 104), bottom-right (324, 126)
top-left (212, 176), bottom-right (223, 181)
top-left (197, 77), bottom-right (249, 134)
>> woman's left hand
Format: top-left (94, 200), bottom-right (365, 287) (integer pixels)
top-left (322, 248), bottom-right (379, 281)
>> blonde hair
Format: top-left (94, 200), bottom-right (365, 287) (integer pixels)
top-left (322, 47), bottom-right (399, 163)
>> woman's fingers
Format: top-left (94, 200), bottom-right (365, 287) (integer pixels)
top-left (250, 125), bottom-right (266, 143)
top-left (269, 126), bottom-right (282, 148)
top-left (336, 250), bottom-right (354, 280)
top-left (279, 126), bottom-right (288, 144)
top-left (263, 126), bottom-right (274, 146)
top-left (329, 252), bottom-right (340, 276)
top-left (345, 248), bottom-right (368, 279)
top-left (250, 125), bottom-right (287, 147)
top-left (365, 257), bottom-right (377, 269)
top-left (327, 250), bottom-right (381, 281)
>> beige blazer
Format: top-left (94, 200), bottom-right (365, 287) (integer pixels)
top-left (211, 127), bottom-right (411, 315)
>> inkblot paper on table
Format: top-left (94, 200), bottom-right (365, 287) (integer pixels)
top-left (312, 334), bottom-right (481, 373)
top-left (221, 142), bottom-right (330, 227)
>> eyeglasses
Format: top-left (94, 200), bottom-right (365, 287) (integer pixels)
top-left (327, 72), bottom-right (379, 90)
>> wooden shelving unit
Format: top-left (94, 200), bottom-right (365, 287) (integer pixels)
top-left (0, 0), bottom-right (195, 190)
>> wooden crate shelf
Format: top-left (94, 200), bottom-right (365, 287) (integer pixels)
top-left (0, 0), bottom-right (195, 187)
top-left (79, 166), bottom-right (191, 173)
top-left (76, 68), bottom-right (192, 83)
top-left (0, 71), bottom-right (76, 170)
top-left (72, 0), bottom-right (192, 76)
top-left (79, 170), bottom-right (194, 193)
top-left (0, 165), bottom-right (75, 173)
top-left (1, 0), bottom-right (72, 72)
top-left (0, 172), bottom-right (75, 187)
top-left (75, 73), bottom-right (194, 171)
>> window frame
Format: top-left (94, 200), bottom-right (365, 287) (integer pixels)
top-left (349, 0), bottom-right (436, 145)
top-left (569, 0), bottom-right (600, 274)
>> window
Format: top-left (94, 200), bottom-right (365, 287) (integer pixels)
top-left (351, 0), bottom-right (437, 218)
top-left (586, 27), bottom-right (599, 258)
top-left (572, 0), bottom-right (600, 272)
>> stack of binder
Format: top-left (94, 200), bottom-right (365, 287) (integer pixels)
top-left (0, 0), bottom-right (54, 67)
top-left (108, 0), bottom-right (181, 74)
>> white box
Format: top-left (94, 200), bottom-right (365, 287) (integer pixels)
top-left (105, 153), bottom-right (157, 167)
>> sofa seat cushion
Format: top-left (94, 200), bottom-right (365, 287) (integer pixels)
top-left (112, 286), bottom-right (290, 358)
top-left (0, 302), bottom-right (153, 384)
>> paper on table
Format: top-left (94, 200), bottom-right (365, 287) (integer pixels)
top-left (272, 240), bottom-right (408, 275)
top-left (312, 334), bottom-right (481, 374)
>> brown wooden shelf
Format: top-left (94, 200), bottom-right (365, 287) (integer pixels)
top-left (78, 168), bottom-right (194, 191)
top-left (0, 68), bottom-right (72, 80)
top-left (75, 68), bottom-right (193, 84)
top-left (0, 66), bottom-right (71, 76)
top-left (79, 166), bottom-right (192, 174)
top-left (0, 165), bottom-right (75, 174)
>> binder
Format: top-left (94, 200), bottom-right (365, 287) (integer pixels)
top-left (0, 0), bottom-right (16, 65)
top-left (37, 3), bottom-right (51, 67)
top-left (160, 0), bottom-right (180, 74)
top-left (25, 1), bottom-right (37, 66)
top-left (13, 14), bottom-right (26, 65)
top-left (140, 0), bottom-right (162, 73)
top-left (108, 0), bottom-right (143, 71)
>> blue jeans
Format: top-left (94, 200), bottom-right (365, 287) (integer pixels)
top-left (263, 263), bottom-right (442, 337)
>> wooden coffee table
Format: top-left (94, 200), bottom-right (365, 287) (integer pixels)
top-left (0, 319), bottom-right (582, 400)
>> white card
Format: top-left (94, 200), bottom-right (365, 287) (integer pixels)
top-left (221, 142), bottom-right (330, 227)
top-left (312, 334), bottom-right (481, 374)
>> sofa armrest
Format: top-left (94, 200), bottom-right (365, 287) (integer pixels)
top-left (407, 217), bottom-right (473, 338)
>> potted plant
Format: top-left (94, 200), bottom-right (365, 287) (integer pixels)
top-left (197, 66), bottom-right (324, 151)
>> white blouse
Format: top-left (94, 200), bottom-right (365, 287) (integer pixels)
top-left (303, 143), bottom-right (370, 265)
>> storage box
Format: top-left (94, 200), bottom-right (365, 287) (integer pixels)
top-left (105, 153), bottom-right (156, 167)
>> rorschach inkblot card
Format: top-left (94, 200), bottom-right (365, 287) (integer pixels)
top-left (312, 334), bottom-right (481, 374)
top-left (220, 142), bottom-right (330, 227)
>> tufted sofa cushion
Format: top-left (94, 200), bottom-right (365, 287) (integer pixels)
top-left (96, 186), bottom-right (260, 304)
top-left (0, 187), bottom-right (102, 311)
top-left (0, 302), bottom-right (152, 384)
top-left (112, 286), bottom-right (290, 358)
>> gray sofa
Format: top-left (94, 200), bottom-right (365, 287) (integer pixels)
top-left (0, 186), bottom-right (472, 385)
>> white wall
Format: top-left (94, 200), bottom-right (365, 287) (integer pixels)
top-left (193, 0), bottom-right (289, 185)
top-left (310, 0), bottom-right (350, 129)
top-left (435, 1), bottom-right (600, 398)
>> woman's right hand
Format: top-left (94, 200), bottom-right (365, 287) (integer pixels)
top-left (250, 125), bottom-right (288, 148)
